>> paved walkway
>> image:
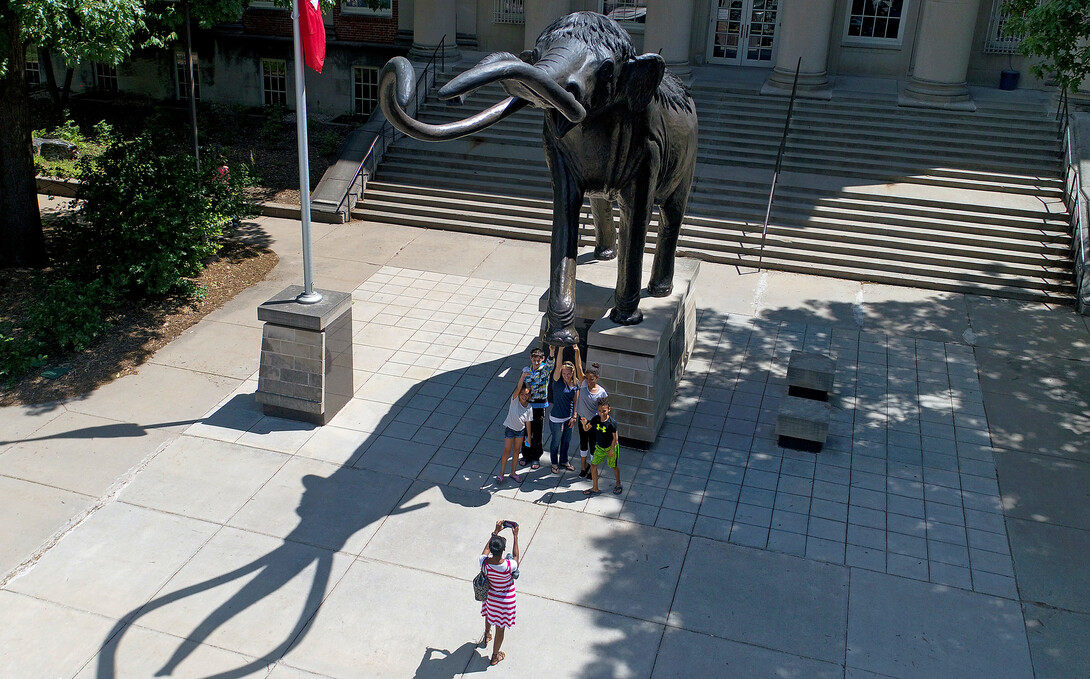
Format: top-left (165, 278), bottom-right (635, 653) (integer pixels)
top-left (3, 205), bottom-right (1089, 678)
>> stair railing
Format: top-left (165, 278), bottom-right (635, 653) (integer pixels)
top-left (757, 57), bottom-right (802, 267)
top-left (1058, 88), bottom-right (1089, 313)
top-left (333, 35), bottom-right (447, 217)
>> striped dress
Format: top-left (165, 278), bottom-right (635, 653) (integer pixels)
top-left (479, 555), bottom-right (517, 628)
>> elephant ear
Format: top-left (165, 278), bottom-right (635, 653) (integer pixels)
top-left (619, 54), bottom-right (665, 113)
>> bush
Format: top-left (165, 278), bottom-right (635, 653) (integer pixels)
top-left (55, 134), bottom-right (257, 299)
top-left (0, 277), bottom-right (116, 383)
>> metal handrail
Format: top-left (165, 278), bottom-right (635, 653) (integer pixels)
top-left (757, 57), bottom-right (802, 267)
top-left (1059, 91), bottom-right (1089, 313)
top-left (333, 35), bottom-right (447, 216)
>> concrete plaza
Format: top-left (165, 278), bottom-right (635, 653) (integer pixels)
top-left (2, 205), bottom-right (1089, 678)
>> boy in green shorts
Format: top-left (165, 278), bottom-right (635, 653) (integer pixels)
top-left (580, 398), bottom-right (621, 495)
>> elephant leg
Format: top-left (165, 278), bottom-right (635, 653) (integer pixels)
top-left (545, 165), bottom-right (584, 346)
top-left (649, 187), bottom-right (689, 297)
top-left (610, 181), bottom-right (655, 326)
top-left (590, 197), bottom-right (617, 261)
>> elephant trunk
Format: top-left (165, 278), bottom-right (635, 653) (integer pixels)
top-left (438, 53), bottom-right (587, 124)
top-left (379, 57), bottom-right (529, 142)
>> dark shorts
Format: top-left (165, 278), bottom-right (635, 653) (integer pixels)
top-left (503, 426), bottom-right (525, 439)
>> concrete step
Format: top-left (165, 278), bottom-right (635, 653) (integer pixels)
top-left (360, 184), bottom-right (1070, 275)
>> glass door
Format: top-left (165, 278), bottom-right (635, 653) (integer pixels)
top-left (707, 0), bottom-right (779, 66)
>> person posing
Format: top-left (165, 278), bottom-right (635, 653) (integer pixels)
top-left (548, 345), bottom-right (580, 474)
top-left (520, 346), bottom-right (554, 470)
top-left (479, 520), bottom-right (520, 666)
top-left (580, 398), bottom-right (621, 495)
top-left (572, 345), bottom-right (608, 478)
top-left (498, 374), bottom-right (532, 484)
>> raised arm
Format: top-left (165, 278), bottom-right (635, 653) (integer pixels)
top-left (511, 523), bottom-right (520, 561)
top-left (483, 520), bottom-right (503, 556)
top-left (510, 370), bottom-right (526, 400)
top-left (573, 345), bottom-right (585, 383)
top-left (551, 345), bottom-right (562, 381)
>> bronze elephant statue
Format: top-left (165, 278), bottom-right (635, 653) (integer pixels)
top-left (380, 11), bottom-right (698, 345)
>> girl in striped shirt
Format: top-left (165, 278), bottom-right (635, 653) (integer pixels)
top-left (479, 520), bottom-right (520, 666)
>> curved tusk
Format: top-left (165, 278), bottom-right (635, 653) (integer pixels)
top-left (439, 57), bottom-right (586, 124)
top-left (379, 57), bottom-right (530, 142)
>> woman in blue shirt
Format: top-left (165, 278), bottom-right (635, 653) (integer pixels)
top-left (547, 346), bottom-right (579, 473)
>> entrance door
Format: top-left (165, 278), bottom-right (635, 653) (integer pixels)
top-left (706, 0), bottom-right (779, 66)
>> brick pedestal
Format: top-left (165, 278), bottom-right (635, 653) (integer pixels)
top-left (539, 259), bottom-right (700, 445)
top-left (256, 286), bottom-right (353, 425)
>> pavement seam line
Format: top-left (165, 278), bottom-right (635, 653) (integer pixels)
top-left (0, 434), bottom-right (177, 589)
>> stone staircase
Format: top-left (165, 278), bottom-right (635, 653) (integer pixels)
top-left (355, 71), bottom-right (1074, 303)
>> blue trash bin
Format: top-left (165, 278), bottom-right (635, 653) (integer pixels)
top-left (999, 69), bottom-right (1020, 90)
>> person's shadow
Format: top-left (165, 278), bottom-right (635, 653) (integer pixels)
top-left (413, 642), bottom-right (485, 679)
top-left (92, 353), bottom-right (509, 678)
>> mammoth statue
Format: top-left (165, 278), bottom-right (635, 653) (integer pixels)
top-left (379, 11), bottom-right (698, 345)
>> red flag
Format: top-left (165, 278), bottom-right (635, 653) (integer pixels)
top-left (299, 0), bottom-right (325, 73)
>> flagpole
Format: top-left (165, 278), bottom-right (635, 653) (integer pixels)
top-left (291, 0), bottom-right (321, 304)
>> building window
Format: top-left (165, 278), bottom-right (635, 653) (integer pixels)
top-left (353, 65), bottom-right (379, 115)
top-left (94, 63), bottom-right (119, 92)
top-left (176, 52), bottom-right (200, 101)
top-left (602, 0), bottom-right (647, 26)
top-left (984, 0), bottom-right (1022, 54)
top-left (493, 0), bottom-right (524, 24)
top-left (262, 58), bottom-right (287, 107)
top-left (25, 44), bottom-right (41, 86)
top-left (341, 0), bottom-right (392, 17)
top-left (845, 0), bottom-right (906, 43)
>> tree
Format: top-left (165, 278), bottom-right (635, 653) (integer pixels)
top-left (1004, 0), bottom-right (1090, 93)
top-left (0, 0), bottom-right (149, 267)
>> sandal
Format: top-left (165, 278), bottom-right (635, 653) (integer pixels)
top-left (490, 651), bottom-right (506, 666)
top-left (564, 463), bottom-right (576, 472)
top-left (495, 475), bottom-right (505, 484)
top-left (531, 463), bottom-right (540, 470)
top-left (551, 465), bottom-right (560, 474)
top-left (583, 488), bottom-right (601, 496)
top-left (613, 484), bottom-right (623, 494)
top-left (518, 459), bottom-right (529, 467)
top-left (479, 632), bottom-right (492, 648)
top-left (511, 472), bottom-right (522, 482)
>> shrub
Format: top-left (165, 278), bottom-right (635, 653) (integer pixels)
top-left (0, 277), bottom-right (116, 383)
top-left (55, 134), bottom-right (257, 299)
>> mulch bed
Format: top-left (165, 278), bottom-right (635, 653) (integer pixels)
top-left (0, 238), bottom-right (278, 407)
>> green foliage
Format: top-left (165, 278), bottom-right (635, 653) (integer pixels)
top-left (1004, 0), bottom-right (1090, 93)
top-left (315, 127), bottom-right (342, 156)
top-left (32, 114), bottom-right (111, 179)
top-left (92, 119), bottom-right (115, 145)
top-left (0, 277), bottom-right (116, 383)
top-left (55, 133), bottom-right (257, 298)
top-left (261, 105), bottom-right (287, 142)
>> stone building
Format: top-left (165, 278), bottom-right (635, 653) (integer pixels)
top-left (25, 0), bottom-right (1077, 115)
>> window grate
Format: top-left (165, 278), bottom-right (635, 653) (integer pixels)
top-left (25, 45), bottom-right (41, 86)
top-left (262, 58), bottom-right (287, 107)
top-left (493, 0), bottom-right (524, 24)
top-left (94, 63), bottom-right (119, 92)
top-left (353, 65), bottom-right (379, 115)
top-left (603, 0), bottom-right (647, 25)
top-left (176, 52), bottom-right (200, 101)
top-left (984, 0), bottom-right (1022, 54)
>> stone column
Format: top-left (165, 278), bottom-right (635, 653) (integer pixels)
top-left (900, 0), bottom-right (983, 111)
top-left (524, 0), bottom-right (570, 51)
top-left (643, 0), bottom-right (695, 79)
top-left (410, 0), bottom-right (459, 62)
top-left (761, 0), bottom-right (836, 99)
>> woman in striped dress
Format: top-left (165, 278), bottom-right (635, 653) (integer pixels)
top-left (479, 521), bottom-right (520, 666)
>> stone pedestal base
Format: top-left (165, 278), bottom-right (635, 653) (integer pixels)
top-left (761, 69), bottom-right (833, 100)
top-left (539, 259), bottom-right (700, 445)
top-left (899, 78), bottom-right (977, 111)
top-left (256, 286), bottom-right (353, 425)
